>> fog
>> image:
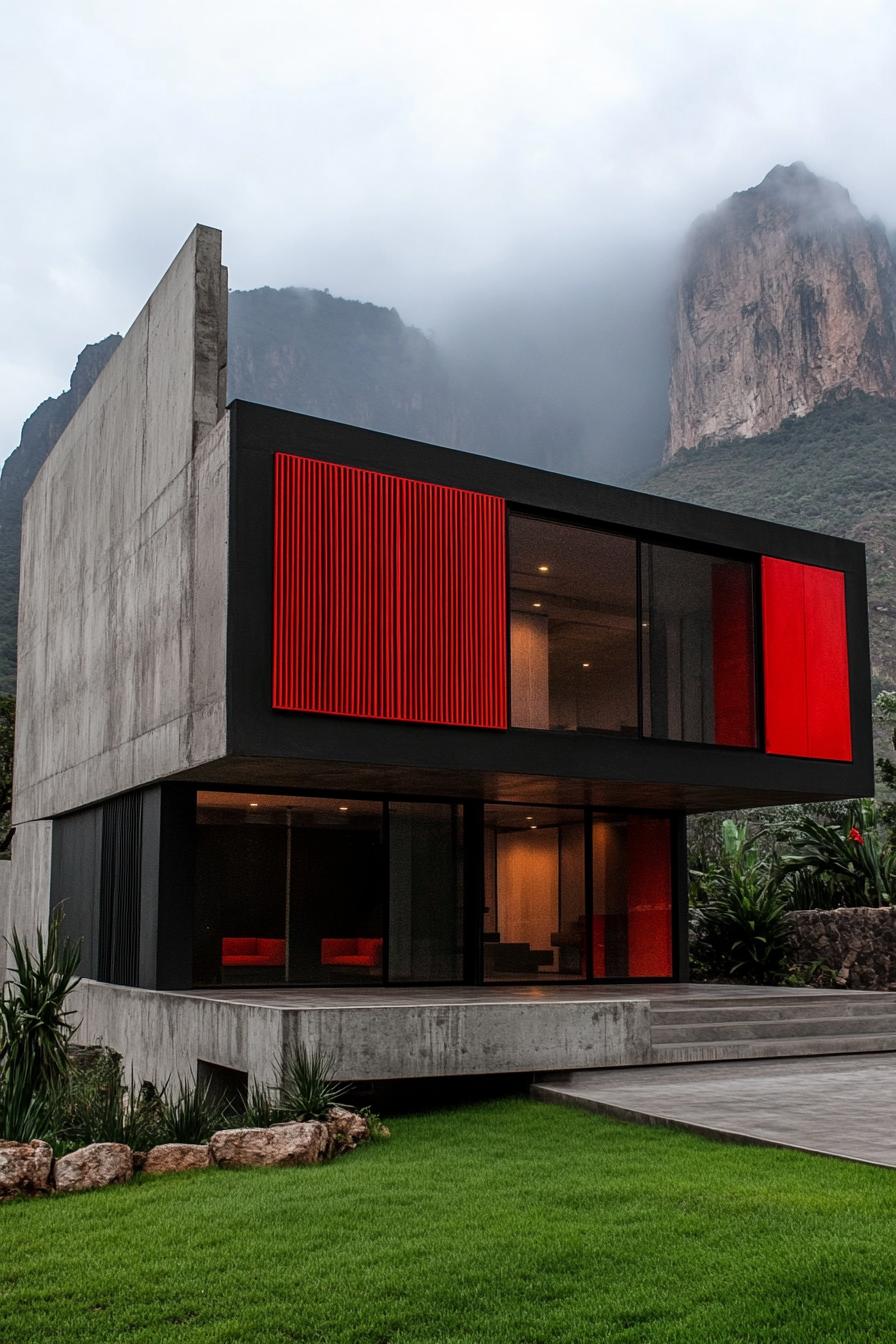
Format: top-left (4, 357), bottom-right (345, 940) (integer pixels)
top-left (3, 0), bottom-right (896, 476)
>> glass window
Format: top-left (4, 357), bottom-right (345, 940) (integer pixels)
top-left (509, 514), bottom-right (638, 735)
top-left (641, 545), bottom-right (756, 747)
top-left (388, 802), bottom-right (464, 982)
top-left (592, 814), bottom-right (673, 978)
top-left (483, 803), bottom-right (585, 981)
top-left (194, 793), bottom-right (385, 986)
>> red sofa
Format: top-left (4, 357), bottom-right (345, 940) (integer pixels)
top-left (320, 937), bottom-right (383, 968)
top-left (221, 936), bottom-right (286, 968)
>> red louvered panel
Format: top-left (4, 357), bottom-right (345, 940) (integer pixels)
top-left (273, 453), bottom-right (508, 728)
top-left (761, 556), bottom-right (851, 761)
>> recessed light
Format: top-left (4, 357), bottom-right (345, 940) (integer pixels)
top-left (537, 564), bottom-right (549, 574)
top-left (530, 824), bottom-right (538, 830)
top-left (249, 802), bottom-right (259, 808)
top-left (582, 662), bottom-right (591, 669)
top-left (641, 621), bottom-right (648, 628)
top-left (338, 805), bottom-right (349, 812)
top-left (532, 602), bottom-right (542, 609)
top-left (525, 815), bottom-right (533, 821)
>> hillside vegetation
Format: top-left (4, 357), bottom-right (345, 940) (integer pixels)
top-left (644, 392), bottom-right (896, 696)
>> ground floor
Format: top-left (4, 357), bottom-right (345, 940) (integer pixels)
top-left (50, 783), bottom-right (688, 993)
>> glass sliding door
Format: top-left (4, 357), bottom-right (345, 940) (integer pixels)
top-left (483, 804), bottom-right (586, 981)
top-left (592, 813), bottom-right (673, 979)
top-left (194, 792), bottom-right (385, 986)
top-left (388, 802), bottom-right (464, 982)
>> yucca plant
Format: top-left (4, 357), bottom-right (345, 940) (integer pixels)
top-left (241, 1079), bottom-right (281, 1128)
top-left (154, 1075), bottom-right (234, 1144)
top-left (278, 1044), bottom-right (349, 1121)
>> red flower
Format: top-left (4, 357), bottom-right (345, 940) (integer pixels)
top-left (849, 827), bottom-right (865, 845)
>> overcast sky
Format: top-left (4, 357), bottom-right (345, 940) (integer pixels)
top-left (3, 0), bottom-right (896, 464)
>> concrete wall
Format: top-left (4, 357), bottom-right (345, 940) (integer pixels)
top-left (10, 225), bottom-right (229, 943)
top-left (4, 821), bottom-right (52, 965)
top-left (70, 981), bottom-right (653, 1085)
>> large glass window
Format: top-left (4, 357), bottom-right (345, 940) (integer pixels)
top-left (388, 802), bottom-right (464, 982)
top-left (194, 793), bottom-right (385, 987)
top-left (483, 804), bottom-right (586, 981)
top-left (641, 545), bottom-right (757, 747)
top-left (509, 515), bottom-right (638, 735)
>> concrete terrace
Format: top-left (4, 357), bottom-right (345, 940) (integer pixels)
top-left (71, 980), bottom-right (896, 1087)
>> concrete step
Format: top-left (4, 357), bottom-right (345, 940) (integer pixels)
top-left (653, 999), bottom-right (896, 1026)
top-left (652, 1032), bottom-right (896, 1064)
top-left (653, 1013), bottom-right (896, 1045)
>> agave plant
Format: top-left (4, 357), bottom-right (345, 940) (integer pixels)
top-left (278, 1043), bottom-right (349, 1121)
top-left (778, 800), bottom-right (896, 908)
top-left (154, 1074), bottom-right (235, 1144)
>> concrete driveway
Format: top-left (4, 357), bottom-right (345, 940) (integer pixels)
top-left (533, 1054), bottom-right (896, 1167)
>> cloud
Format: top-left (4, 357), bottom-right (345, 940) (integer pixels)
top-left (2, 0), bottom-right (895, 471)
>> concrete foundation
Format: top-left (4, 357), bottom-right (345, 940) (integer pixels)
top-left (70, 981), bottom-right (653, 1085)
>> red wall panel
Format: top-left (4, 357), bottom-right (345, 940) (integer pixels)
top-left (625, 816), bottom-right (673, 978)
top-left (273, 453), bottom-right (508, 728)
top-left (711, 562), bottom-right (756, 747)
top-left (761, 556), bottom-right (852, 761)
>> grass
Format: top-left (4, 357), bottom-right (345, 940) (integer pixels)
top-left (2, 1097), bottom-right (896, 1343)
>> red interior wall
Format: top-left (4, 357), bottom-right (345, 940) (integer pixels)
top-left (711, 562), bottom-right (756, 747)
top-left (761, 556), bottom-right (851, 760)
top-left (273, 454), bottom-right (508, 728)
top-left (625, 816), bottom-right (673, 978)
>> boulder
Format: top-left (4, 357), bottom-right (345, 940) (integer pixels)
top-left (54, 1142), bottom-right (134, 1194)
top-left (142, 1143), bottom-right (211, 1176)
top-left (209, 1121), bottom-right (328, 1169)
top-left (325, 1106), bottom-right (369, 1153)
top-left (0, 1140), bottom-right (54, 1199)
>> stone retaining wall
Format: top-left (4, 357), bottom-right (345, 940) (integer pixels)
top-left (786, 906), bottom-right (896, 991)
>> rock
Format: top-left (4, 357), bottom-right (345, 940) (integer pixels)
top-left (0, 1140), bottom-right (54, 1199)
top-left (325, 1106), bottom-right (369, 1153)
top-left (53, 1143), bottom-right (134, 1194)
top-left (786, 906), bottom-right (896, 992)
top-left (666, 162), bottom-right (896, 459)
top-left (142, 1143), bottom-right (211, 1175)
top-left (209, 1122), bottom-right (328, 1169)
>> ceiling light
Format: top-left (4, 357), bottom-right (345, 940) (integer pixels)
top-left (537, 564), bottom-right (549, 574)
top-left (338, 805), bottom-right (349, 812)
top-left (525, 815), bottom-right (533, 820)
top-left (530, 824), bottom-right (538, 830)
top-left (249, 802), bottom-right (259, 808)
top-left (582, 662), bottom-right (591, 669)
top-left (532, 602), bottom-right (542, 609)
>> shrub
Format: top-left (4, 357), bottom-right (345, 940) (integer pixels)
top-left (690, 819), bottom-right (792, 984)
top-left (55, 1051), bottom-right (162, 1152)
top-left (279, 1044), bottom-right (349, 1121)
top-left (778, 800), bottom-right (896, 908)
top-left (241, 1080), bottom-right (281, 1129)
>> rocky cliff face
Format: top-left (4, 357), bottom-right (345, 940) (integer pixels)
top-left (665, 162), bottom-right (896, 459)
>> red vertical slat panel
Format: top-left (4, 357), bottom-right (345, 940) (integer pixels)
top-left (625, 816), bottom-right (673, 979)
top-left (272, 453), bottom-right (508, 728)
top-left (761, 556), bottom-right (851, 760)
top-left (804, 564), bottom-right (852, 762)
top-left (761, 556), bottom-right (809, 757)
top-left (711, 562), bottom-right (756, 747)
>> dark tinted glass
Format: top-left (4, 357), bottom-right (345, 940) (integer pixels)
top-left (641, 545), bottom-right (756, 747)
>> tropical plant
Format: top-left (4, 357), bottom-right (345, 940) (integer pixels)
top-left (778, 800), bottom-right (896, 908)
top-left (0, 913), bottom-right (81, 1138)
top-left (690, 819), bottom-right (792, 983)
top-left (278, 1044), bottom-right (349, 1121)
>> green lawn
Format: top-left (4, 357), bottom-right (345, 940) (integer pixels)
top-left (2, 1098), bottom-right (895, 1343)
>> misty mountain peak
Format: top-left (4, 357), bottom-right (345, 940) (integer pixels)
top-left (665, 164), bottom-right (896, 458)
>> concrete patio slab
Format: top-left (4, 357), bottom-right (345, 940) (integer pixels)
top-left (533, 1054), bottom-right (896, 1167)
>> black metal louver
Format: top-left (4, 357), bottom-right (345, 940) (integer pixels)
top-left (97, 792), bottom-right (142, 986)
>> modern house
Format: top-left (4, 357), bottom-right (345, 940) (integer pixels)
top-left (5, 227), bottom-right (874, 1085)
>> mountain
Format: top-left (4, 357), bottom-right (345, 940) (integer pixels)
top-left (666, 163), bottom-right (896, 459)
top-left (646, 392), bottom-right (896, 699)
top-left (0, 335), bottom-right (121, 693)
